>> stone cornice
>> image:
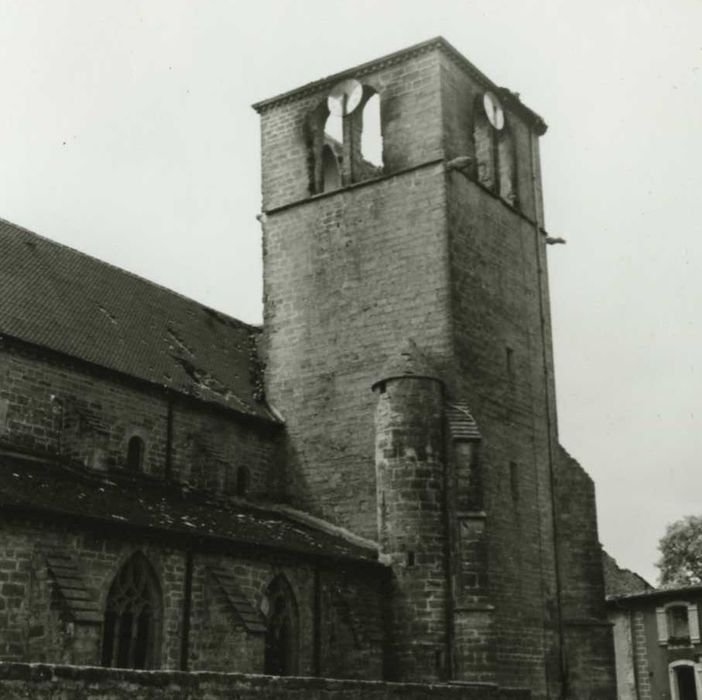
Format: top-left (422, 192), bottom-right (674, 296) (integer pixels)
top-left (251, 36), bottom-right (547, 135)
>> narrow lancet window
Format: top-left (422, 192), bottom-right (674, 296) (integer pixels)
top-left (126, 436), bottom-right (144, 472)
top-left (263, 575), bottom-right (299, 676)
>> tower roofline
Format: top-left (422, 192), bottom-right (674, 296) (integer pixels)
top-left (251, 36), bottom-right (547, 135)
top-left (371, 338), bottom-right (443, 391)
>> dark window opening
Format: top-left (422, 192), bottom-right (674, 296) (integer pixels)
top-left (510, 462), bottom-right (519, 502)
top-left (675, 665), bottom-right (698, 700)
top-left (235, 466), bottom-right (250, 497)
top-left (321, 143), bottom-right (342, 192)
top-left (308, 81), bottom-right (384, 195)
top-left (126, 436), bottom-right (144, 472)
top-left (473, 94), bottom-right (518, 207)
top-left (264, 575), bottom-right (299, 677)
top-left (406, 551), bottom-right (416, 567)
top-left (506, 346), bottom-right (514, 380)
top-left (101, 553), bottom-right (161, 669)
top-left (668, 605), bottom-right (690, 642)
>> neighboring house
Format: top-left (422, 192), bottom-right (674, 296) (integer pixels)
top-left (0, 37), bottom-right (617, 700)
top-left (606, 555), bottom-right (702, 700)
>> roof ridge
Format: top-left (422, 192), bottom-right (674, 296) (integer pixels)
top-left (0, 216), bottom-right (261, 333)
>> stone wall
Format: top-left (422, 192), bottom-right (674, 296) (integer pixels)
top-left (0, 339), bottom-right (280, 498)
top-left (257, 39), bottom-right (617, 699)
top-left (0, 516), bottom-right (385, 680)
top-left (444, 151), bottom-right (561, 698)
top-left (0, 662), bottom-right (530, 700)
top-left (261, 163), bottom-right (450, 541)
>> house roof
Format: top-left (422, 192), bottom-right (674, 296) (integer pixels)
top-left (0, 452), bottom-right (380, 565)
top-left (607, 585), bottom-right (702, 606)
top-left (0, 218), bottom-right (274, 422)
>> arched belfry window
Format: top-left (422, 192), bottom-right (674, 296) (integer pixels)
top-left (126, 435), bottom-right (144, 472)
top-left (263, 575), bottom-right (299, 676)
top-left (473, 94), bottom-right (498, 190)
top-left (307, 79), bottom-right (384, 194)
top-left (473, 91), bottom-right (518, 206)
top-left (101, 553), bottom-right (161, 669)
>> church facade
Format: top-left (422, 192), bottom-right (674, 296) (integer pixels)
top-left (0, 38), bottom-right (615, 699)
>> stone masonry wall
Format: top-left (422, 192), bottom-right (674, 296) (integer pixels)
top-left (0, 340), bottom-right (279, 499)
top-left (0, 662), bottom-right (531, 700)
top-left (257, 49), bottom-right (444, 211)
top-left (444, 172), bottom-right (560, 699)
top-left (259, 47), bottom-right (449, 540)
top-left (258, 39), bottom-right (615, 699)
top-left (374, 376), bottom-right (447, 681)
top-left (261, 164), bottom-right (451, 540)
top-left (0, 515), bottom-right (385, 680)
top-left (554, 447), bottom-right (616, 700)
top-left (440, 54), bottom-right (563, 699)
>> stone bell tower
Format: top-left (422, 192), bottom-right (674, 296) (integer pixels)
top-left (254, 37), bottom-right (616, 699)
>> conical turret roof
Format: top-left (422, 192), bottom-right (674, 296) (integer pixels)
top-left (371, 338), bottom-right (442, 390)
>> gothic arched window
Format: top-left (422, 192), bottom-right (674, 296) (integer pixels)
top-left (101, 553), bottom-right (161, 669)
top-left (126, 435), bottom-right (144, 472)
top-left (263, 575), bottom-right (299, 676)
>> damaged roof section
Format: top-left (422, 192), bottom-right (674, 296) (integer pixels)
top-left (0, 453), bottom-right (379, 565)
top-left (44, 550), bottom-right (103, 624)
top-left (209, 566), bottom-right (267, 633)
top-left (0, 218), bottom-right (273, 421)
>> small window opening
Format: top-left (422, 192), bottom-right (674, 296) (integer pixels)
top-left (377, 380), bottom-right (386, 394)
top-left (509, 462), bottom-right (519, 502)
top-left (360, 92), bottom-right (383, 169)
top-left (406, 551), bottom-right (416, 567)
top-left (506, 346), bottom-right (514, 380)
top-left (235, 466), bottom-right (250, 497)
top-left (126, 436), bottom-right (144, 472)
top-left (435, 648), bottom-right (444, 672)
top-left (668, 605), bottom-right (690, 641)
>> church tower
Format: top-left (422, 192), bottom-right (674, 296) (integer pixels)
top-left (254, 38), bottom-right (615, 699)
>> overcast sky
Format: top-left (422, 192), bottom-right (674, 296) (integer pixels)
top-left (1, 0), bottom-right (700, 584)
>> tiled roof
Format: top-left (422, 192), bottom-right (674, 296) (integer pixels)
top-left (0, 218), bottom-right (273, 421)
top-left (0, 453), bottom-right (379, 564)
top-left (372, 338), bottom-right (441, 390)
top-left (44, 550), bottom-right (103, 624)
top-left (209, 566), bottom-right (267, 633)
